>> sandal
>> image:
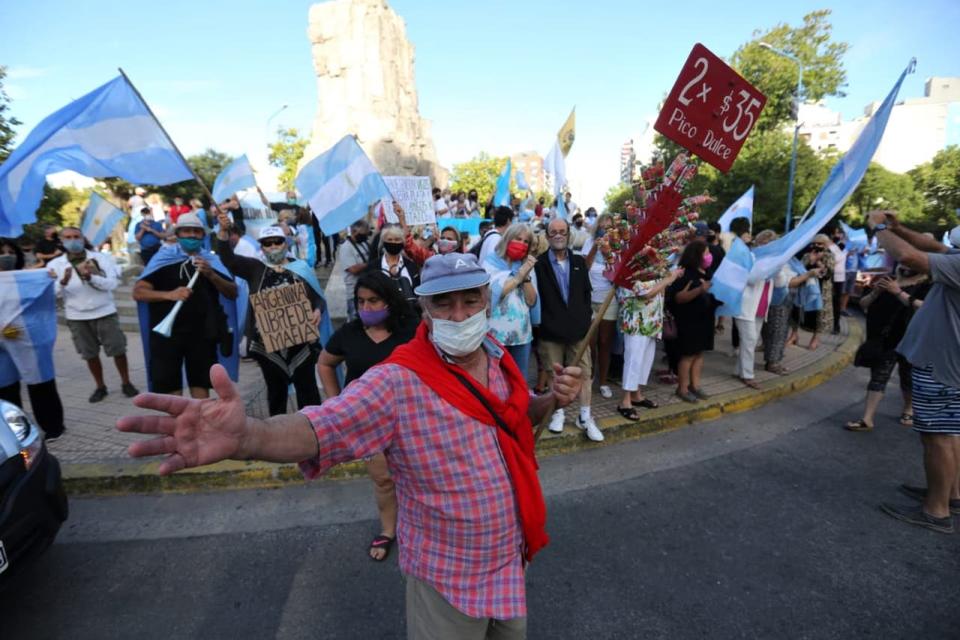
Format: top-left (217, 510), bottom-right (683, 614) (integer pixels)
top-left (899, 413), bottom-right (914, 427)
top-left (844, 419), bottom-right (874, 432)
top-left (368, 534), bottom-right (395, 561)
top-left (737, 377), bottom-right (761, 389)
top-left (633, 398), bottom-right (659, 409)
top-left (616, 406), bottom-right (640, 421)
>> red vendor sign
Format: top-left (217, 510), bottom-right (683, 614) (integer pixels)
top-left (654, 43), bottom-right (767, 173)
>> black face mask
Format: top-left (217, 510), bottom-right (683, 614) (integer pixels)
top-left (354, 233), bottom-right (369, 243)
top-left (383, 242), bottom-right (404, 256)
top-left (574, 221), bottom-right (583, 228)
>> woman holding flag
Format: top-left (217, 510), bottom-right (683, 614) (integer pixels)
top-left (217, 216), bottom-right (332, 416)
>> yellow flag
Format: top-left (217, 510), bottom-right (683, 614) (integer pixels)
top-left (557, 107), bottom-right (575, 156)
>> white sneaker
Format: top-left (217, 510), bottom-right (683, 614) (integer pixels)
top-left (548, 410), bottom-right (565, 433)
top-left (576, 415), bottom-right (604, 442)
top-left (599, 385), bottom-right (613, 399)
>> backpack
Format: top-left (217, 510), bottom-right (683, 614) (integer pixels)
top-left (469, 230), bottom-right (498, 258)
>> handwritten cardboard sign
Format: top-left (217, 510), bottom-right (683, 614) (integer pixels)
top-left (382, 176), bottom-right (435, 226)
top-left (249, 281), bottom-right (318, 353)
top-left (654, 43), bottom-right (767, 173)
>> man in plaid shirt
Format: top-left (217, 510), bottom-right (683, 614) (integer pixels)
top-left (118, 253), bottom-right (584, 639)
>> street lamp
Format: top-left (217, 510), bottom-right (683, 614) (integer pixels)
top-left (760, 42), bottom-right (804, 232)
top-left (263, 104), bottom-right (289, 150)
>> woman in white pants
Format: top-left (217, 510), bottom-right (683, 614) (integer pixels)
top-left (615, 271), bottom-right (679, 420)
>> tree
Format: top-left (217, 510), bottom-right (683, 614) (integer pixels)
top-left (269, 127), bottom-right (308, 191)
top-left (909, 146), bottom-right (960, 225)
top-left (449, 153), bottom-right (514, 206)
top-left (0, 65), bottom-right (20, 163)
top-left (603, 183), bottom-right (633, 214)
top-left (846, 162), bottom-right (924, 226)
top-left (731, 10), bottom-right (849, 133)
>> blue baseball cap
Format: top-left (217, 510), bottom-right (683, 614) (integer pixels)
top-left (414, 253), bottom-right (491, 296)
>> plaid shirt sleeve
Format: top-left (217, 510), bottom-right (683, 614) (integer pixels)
top-left (298, 364), bottom-right (399, 479)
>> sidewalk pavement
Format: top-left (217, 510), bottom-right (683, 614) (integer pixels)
top-left (31, 279), bottom-right (857, 493)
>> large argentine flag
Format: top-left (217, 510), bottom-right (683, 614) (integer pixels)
top-left (295, 135), bottom-right (392, 234)
top-left (709, 60), bottom-right (911, 315)
top-left (0, 271), bottom-right (57, 386)
top-left (81, 192), bottom-right (125, 249)
top-left (0, 75), bottom-right (193, 237)
top-left (717, 186), bottom-right (754, 233)
top-left (212, 154), bottom-right (257, 204)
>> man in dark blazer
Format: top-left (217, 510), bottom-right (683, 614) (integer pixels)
top-left (535, 218), bottom-right (603, 441)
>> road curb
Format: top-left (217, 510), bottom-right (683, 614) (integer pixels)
top-left (62, 323), bottom-right (862, 496)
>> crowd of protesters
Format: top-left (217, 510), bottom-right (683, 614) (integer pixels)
top-left (1, 179), bottom-right (957, 638)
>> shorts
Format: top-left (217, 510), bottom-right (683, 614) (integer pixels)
top-left (149, 332), bottom-right (218, 393)
top-left (843, 272), bottom-right (857, 295)
top-left (592, 297), bottom-right (619, 322)
top-left (911, 365), bottom-right (960, 435)
top-left (66, 313), bottom-right (127, 360)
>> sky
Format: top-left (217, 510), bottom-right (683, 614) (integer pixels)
top-left (2, 0), bottom-right (959, 209)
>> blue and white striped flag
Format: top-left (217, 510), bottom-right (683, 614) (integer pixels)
top-left (840, 221), bottom-right (868, 252)
top-left (494, 158), bottom-right (512, 207)
top-left (516, 169), bottom-right (530, 192)
top-left (212, 154), bottom-right (257, 204)
top-left (544, 139), bottom-right (567, 218)
top-left (295, 135), bottom-right (392, 234)
top-left (711, 237), bottom-right (754, 317)
top-left (81, 192), bottom-right (125, 248)
top-left (0, 271), bottom-right (57, 386)
top-left (709, 60), bottom-right (911, 316)
top-left (717, 185), bottom-right (754, 233)
top-left (0, 75), bottom-right (193, 237)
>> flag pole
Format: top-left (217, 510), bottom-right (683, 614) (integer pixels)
top-left (117, 67), bottom-right (223, 215)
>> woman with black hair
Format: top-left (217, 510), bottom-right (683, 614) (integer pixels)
top-left (666, 240), bottom-right (716, 403)
top-left (317, 270), bottom-right (419, 562)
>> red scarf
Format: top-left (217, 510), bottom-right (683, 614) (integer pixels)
top-left (385, 322), bottom-right (549, 562)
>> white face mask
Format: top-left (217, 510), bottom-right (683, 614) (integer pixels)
top-left (428, 308), bottom-right (488, 357)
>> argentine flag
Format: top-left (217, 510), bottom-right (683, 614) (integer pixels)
top-left (515, 168), bottom-right (529, 192)
top-left (81, 192), bottom-right (125, 249)
top-left (708, 60), bottom-right (912, 315)
top-left (212, 154), bottom-right (257, 204)
top-left (0, 271), bottom-right (57, 386)
top-left (711, 237), bottom-right (755, 317)
top-left (295, 135), bottom-right (392, 235)
top-left (544, 140), bottom-right (567, 218)
top-left (0, 75), bottom-right (193, 237)
top-left (717, 186), bottom-right (754, 233)
top-left (494, 158), bottom-right (512, 207)
top-left (840, 221), bottom-right (868, 252)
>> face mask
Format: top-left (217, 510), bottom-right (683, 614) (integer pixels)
top-left (428, 308), bottom-right (488, 357)
top-left (178, 237), bottom-right (203, 253)
top-left (437, 239), bottom-right (458, 254)
top-left (506, 240), bottom-right (528, 261)
top-left (354, 233), bottom-right (369, 243)
top-left (359, 307), bottom-right (390, 327)
top-left (383, 242), bottom-right (404, 256)
top-left (0, 254), bottom-right (16, 271)
top-left (701, 251), bottom-right (714, 269)
top-left (574, 221), bottom-right (583, 228)
top-left (63, 239), bottom-right (85, 254)
top-left (263, 247), bottom-right (287, 265)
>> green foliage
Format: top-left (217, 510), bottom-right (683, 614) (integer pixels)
top-left (0, 65), bottom-right (20, 163)
top-left (449, 153), bottom-right (516, 206)
top-left (603, 183), bottom-right (633, 214)
top-left (731, 10), bottom-right (849, 133)
top-left (846, 162), bottom-right (924, 226)
top-left (269, 127), bottom-right (308, 191)
top-left (909, 146), bottom-right (960, 225)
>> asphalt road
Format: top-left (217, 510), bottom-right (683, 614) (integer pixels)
top-left (3, 366), bottom-right (958, 639)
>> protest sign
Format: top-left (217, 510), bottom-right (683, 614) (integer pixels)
top-left (382, 176), bottom-right (435, 226)
top-left (249, 281), bottom-right (318, 353)
top-left (655, 43), bottom-right (766, 173)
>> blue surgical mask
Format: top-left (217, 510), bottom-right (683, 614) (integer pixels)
top-left (178, 237), bottom-right (203, 253)
top-left (63, 239), bottom-right (85, 254)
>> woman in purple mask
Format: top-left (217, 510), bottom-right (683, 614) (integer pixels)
top-left (317, 270), bottom-right (418, 562)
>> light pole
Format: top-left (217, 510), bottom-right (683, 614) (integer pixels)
top-left (760, 42), bottom-right (803, 232)
top-left (263, 104), bottom-right (289, 155)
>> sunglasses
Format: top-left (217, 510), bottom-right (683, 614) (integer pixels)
top-left (260, 238), bottom-right (286, 248)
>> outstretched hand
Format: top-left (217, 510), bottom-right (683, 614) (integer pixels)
top-left (116, 365), bottom-right (250, 475)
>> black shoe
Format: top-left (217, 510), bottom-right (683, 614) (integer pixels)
top-left (45, 426), bottom-right (65, 441)
top-left (899, 484), bottom-right (960, 515)
top-left (879, 503), bottom-right (954, 534)
top-left (89, 387), bottom-right (108, 403)
top-left (121, 382), bottom-right (140, 398)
